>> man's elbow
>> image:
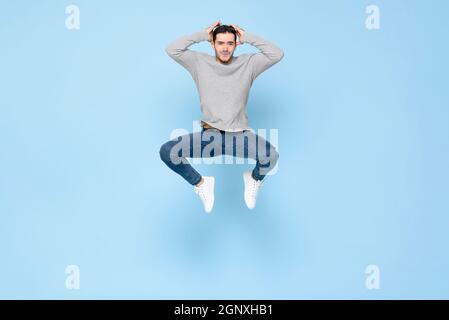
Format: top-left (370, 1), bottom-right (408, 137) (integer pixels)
top-left (267, 48), bottom-right (284, 63)
top-left (275, 49), bottom-right (284, 62)
top-left (165, 45), bottom-right (174, 57)
top-left (165, 42), bottom-right (181, 58)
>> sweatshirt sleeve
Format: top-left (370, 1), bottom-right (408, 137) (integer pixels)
top-left (165, 30), bottom-right (209, 77)
top-left (243, 32), bottom-right (284, 80)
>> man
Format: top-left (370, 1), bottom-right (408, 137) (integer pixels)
top-left (160, 20), bottom-right (284, 213)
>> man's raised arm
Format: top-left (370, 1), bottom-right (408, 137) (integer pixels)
top-left (232, 24), bottom-right (284, 80)
top-left (165, 31), bottom-right (207, 75)
top-left (165, 20), bottom-right (221, 76)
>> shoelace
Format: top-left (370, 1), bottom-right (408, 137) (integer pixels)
top-left (195, 185), bottom-right (208, 202)
top-left (250, 179), bottom-right (263, 198)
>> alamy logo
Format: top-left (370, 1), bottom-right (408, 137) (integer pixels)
top-left (65, 5), bottom-right (80, 30)
top-left (167, 122), bottom-right (279, 176)
top-left (65, 265), bottom-right (80, 290)
top-left (365, 5), bottom-right (381, 30)
top-left (365, 265), bottom-right (381, 290)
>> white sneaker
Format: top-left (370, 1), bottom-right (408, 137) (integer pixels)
top-left (243, 171), bottom-right (263, 209)
top-left (193, 176), bottom-right (215, 213)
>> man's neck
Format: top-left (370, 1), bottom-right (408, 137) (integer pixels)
top-left (215, 56), bottom-right (234, 65)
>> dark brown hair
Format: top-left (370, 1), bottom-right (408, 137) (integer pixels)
top-left (212, 25), bottom-right (237, 43)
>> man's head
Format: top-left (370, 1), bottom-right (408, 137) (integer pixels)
top-left (211, 25), bottom-right (237, 64)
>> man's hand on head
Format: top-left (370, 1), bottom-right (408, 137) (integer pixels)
top-left (206, 20), bottom-right (221, 42)
top-left (231, 24), bottom-right (245, 45)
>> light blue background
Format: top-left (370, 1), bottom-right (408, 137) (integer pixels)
top-left (1, 0), bottom-right (448, 299)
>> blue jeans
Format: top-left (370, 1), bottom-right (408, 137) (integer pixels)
top-left (159, 128), bottom-right (279, 185)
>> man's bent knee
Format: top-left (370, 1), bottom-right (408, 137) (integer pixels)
top-left (159, 141), bottom-right (174, 163)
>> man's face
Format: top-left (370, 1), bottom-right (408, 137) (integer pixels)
top-left (212, 32), bottom-right (236, 64)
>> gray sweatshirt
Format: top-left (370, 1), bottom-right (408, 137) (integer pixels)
top-left (165, 30), bottom-right (284, 132)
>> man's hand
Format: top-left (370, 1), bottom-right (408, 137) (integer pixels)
top-left (206, 20), bottom-right (221, 42)
top-left (231, 24), bottom-right (245, 45)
